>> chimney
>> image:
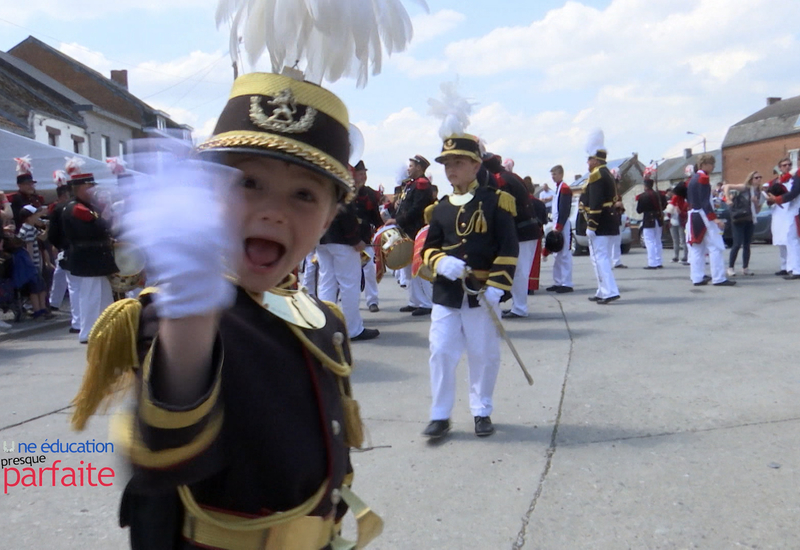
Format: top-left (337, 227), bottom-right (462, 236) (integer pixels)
top-left (684, 148), bottom-right (692, 159)
top-left (767, 97), bottom-right (781, 106)
top-left (110, 70), bottom-right (128, 90)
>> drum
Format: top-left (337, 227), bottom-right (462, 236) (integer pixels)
top-left (372, 225), bottom-right (413, 270)
top-left (108, 242), bottom-right (145, 294)
top-left (411, 225), bottom-right (434, 281)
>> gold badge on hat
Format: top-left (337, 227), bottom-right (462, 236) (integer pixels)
top-left (443, 139), bottom-right (456, 150)
top-left (249, 89), bottom-right (316, 134)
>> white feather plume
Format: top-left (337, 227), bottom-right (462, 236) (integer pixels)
top-left (427, 80), bottom-right (475, 139)
top-left (65, 156), bottom-right (85, 176)
top-left (14, 155), bottom-right (32, 175)
top-left (53, 170), bottom-right (69, 186)
top-left (217, 0), bottom-right (428, 87)
top-left (584, 128), bottom-right (605, 157)
top-left (684, 164), bottom-right (695, 177)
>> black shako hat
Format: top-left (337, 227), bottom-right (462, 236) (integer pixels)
top-left (545, 230), bottom-right (565, 254)
top-left (17, 173), bottom-right (36, 185)
top-left (435, 134), bottom-right (482, 164)
top-left (409, 154), bottom-right (430, 171)
top-left (69, 173), bottom-right (96, 186)
top-left (353, 160), bottom-right (367, 171)
top-left (197, 72), bottom-right (354, 203)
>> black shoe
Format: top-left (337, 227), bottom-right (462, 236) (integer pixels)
top-left (671, 258), bottom-right (679, 263)
top-left (399, 305), bottom-right (416, 312)
top-left (615, 264), bottom-right (628, 269)
top-left (368, 303), bottom-right (380, 312)
top-left (656, 265), bottom-right (664, 269)
top-left (714, 279), bottom-right (737, 286)
top-left (554, 286), bottom-right (574, 294)
top-left (502, 311), bottom-right (526, 319)
top-left (474, 416), bottom-right (495, 437)
top-left (775, 270), bottom-right (789, 276)
top-left (784, 274), bottom-right (800, 280)
top-left (422, 419), bottom-right (451, 439)
top-left (411, 307), bottom-right (432, 316)
top-left (351, 328), bottom-right (380, 341)
top-left (588, 296), bottom-right (600, 302)
top-left (597, 295), bottom-right (620, 304)
top-left (69, 328), bottom-right (80, 334)
top-left (527, 289), bottom-right (536, 295)
top-left (49, 306), bottom-right (59, 311)
top-left (693, 275), bottom-right (712, 286)
top-left (545, 285), bottom-right (560, 292)
top-left (643, 266), bottom-right (658, 270)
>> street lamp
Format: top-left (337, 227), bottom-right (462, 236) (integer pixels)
top-left (686, 131), bottom-right (706, 153)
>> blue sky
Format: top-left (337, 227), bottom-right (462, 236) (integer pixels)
top-left (2, 0), bottom-right (798, 191)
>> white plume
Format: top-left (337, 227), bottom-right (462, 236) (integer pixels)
top-left (428, 80), bottom-right (475, 139)
top-left (65, 156), bottom-right (85, 176)
top-left (53, 170), bottom-right (69, 186)
top-left (14, 155), bottom-right (32, 175)
top-left (684, 164), bottom-right (695, 177)
top-left (584, 128), bottom-right (605, 157)
top-left (217, 0), bottom-right (428, 87)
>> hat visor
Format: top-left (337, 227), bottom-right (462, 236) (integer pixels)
top-left (198, 146), bottom-right (352, 203)
top-left (435, 150), bottom-right (482, 164)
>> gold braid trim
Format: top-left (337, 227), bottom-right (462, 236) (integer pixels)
top-left (423, 202), bottom-right (437, 225)
top-left (496, 190), bottom-right (517, 217)
top-left (71, 297), bottom-right (142, 430)
top-left (475, 202), bottom-right (488, 233)
top-left (197, 131), bottom-right (355, 202)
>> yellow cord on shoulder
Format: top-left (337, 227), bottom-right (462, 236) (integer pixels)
top-left (496, 190), bottom-right (517, 217)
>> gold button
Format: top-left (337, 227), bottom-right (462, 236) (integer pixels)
top-left (461, 238), bottom-right (467, 243)
top-left (331, 488), bottom-right (341, 505)
top-left (332, 332), bottom-right (344, 346)
top-left (332, 420), bottom-right (341, 435)
top-left (460, 222), bottom-right (466, 228)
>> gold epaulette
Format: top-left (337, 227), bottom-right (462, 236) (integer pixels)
top-left (496, 190), bottom-right (517, 217)
top-left (423, 202), bottom-right (438, 225)
top-left (588, 168), bottom-right (601, 184)
top-left (71, 287), bottom-right (158, 431)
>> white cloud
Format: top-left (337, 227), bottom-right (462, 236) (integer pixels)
top-left (409, 9), bottom-right (466, 45)
top-left (7, 0), bottom-right (207, 22)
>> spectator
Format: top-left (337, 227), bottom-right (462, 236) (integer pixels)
top-left (665, 184), bottom-right (689, 265)
top-left (17, 205), bottom-right (53, 319)
top-left (724, 171), bottom-right (762, 277)
top-left (538, 182), bottom-right (555, 217)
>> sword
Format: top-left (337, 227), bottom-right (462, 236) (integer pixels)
top-left (462, 269), bottom-right (534, 386)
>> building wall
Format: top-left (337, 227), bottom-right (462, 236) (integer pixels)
top-left (10, 40), bottom-right (144, 126)
top-left (81, 111), bottom-right (135, 160)
top-left (31, 112), bottom-right (88, 155)
top-left (723, 134), bottom-right (800, 184)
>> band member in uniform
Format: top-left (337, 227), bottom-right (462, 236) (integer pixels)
top-left (687, 154), bottom-right (735, 286)
top-left (352, 160), bottom-right (384, 312)
top-left (637, 177), bottom-right (666, 269)
top-left (421, 132), bottom-right (518, 439)
top-left (386, 155), bottom-right (435, 315)
top-left (67, 0), bottom-right (424, 545)
top-left (483, 153), bottom-right (538, 318)
top-left (545, 165), bottom-right (574, 293)
top-left (582, 130), bottom-right (621, 304)
top-left (767, 165), bottom-right (800, 279)
top-left (47, 175), bottom-right (82, 333)
top-left (11, 156), bottom-right (44, 232)
top-left (768, 157), bottom-right (794, 276)
top-left (317, 190), bottom-right (380, 341)
top-left (61, 172), bottom-right (117, 342)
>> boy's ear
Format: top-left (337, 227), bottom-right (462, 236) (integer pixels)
top-left (321, 201), bottom-right (340, 233)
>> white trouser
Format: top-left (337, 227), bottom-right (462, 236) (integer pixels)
top-left (510, 239), bottom-right (537, 316)
top-left (397, 265), bottom-right (408, 286)
top-left (429, 296), bottom-right (501, 420)
top-left (610, 233), bottom-right (622, 267)
top-left (588, 234), bottom-right (619, 299)
top-left (362, 246), bottom-right (379, 307)
top-left (687, 217), bottom-right (726, 284)
top-left (65, 271), bottom-right (82, 330)
top-left (786, 223), bottom-right (800, 274)
top-left (76, 275), bottom-right (113, 342)
top-left (402, 265), bottom-right (432, 308)
top-left (777, 245), bottom-right (788, 271)
top-left (643, 226), bottom-right (664, 267)
top-left (49, 263), bottom-right (69, 308)
top-left (316, 243), bottom-right (364, 338)
top-left (552, 222), bottom-right (573, 287)
top-left (301, 250), bottom-right (318, 297)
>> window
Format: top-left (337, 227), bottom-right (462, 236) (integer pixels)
top-left (46, 126), bottom-right (61, 148)
top-left (72, 135), bottom-right (84, 155)
top-left (790, 149), bottom-right (799, 170)
top-left (119, 141), bottom-right (127, 157)
top-left (156, 115), bottom-right (166, 130)
top-left (101, 135), bottom-right (111, 159)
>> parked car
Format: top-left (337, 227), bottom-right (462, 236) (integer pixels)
top-left (568, 201), bottom-right (632, 255)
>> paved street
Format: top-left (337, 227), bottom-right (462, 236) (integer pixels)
top-left (1, 244), bottom-right (799, 549)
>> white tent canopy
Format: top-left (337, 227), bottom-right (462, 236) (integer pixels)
top-left (0, 128), bottom-right (120, 191)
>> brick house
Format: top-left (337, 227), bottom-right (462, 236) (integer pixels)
top-left (722, 95), bottom-right (800, 184)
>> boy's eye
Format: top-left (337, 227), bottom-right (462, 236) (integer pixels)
top-left (240, 177), bottom-right (259, 190)
top-left (296, 189), bottom-right (317, 203)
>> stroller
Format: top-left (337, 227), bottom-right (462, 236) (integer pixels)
top-left (0, 237), bottom-right (34, 323)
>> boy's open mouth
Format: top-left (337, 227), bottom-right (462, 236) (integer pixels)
top-left (244, 237), bottom-right (285, 268)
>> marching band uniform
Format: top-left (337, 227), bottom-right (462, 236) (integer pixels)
top-left (352, 161), bottom-right (384, 312)
top-left (550, 179), bottom-right (573, 291)
top-left (768, 170), bottom-right (800, 279)
top-left (395, 157), bottom-right (435, 314)
top-left (687, 167), bottom-right (733, 285)
top-left (47, 190), bottom-right (82, 332)
top-left (582, 149), bottom-right (620, 303)
top-left (636, 181), bottom-right (666, 269)
top-left (769, 171), bottom-right (794, 275)
top-left (484, 154), bottom-right (538, 318)
top-left (61, 173), bottom-right (116, 342)
top-left (422, 135), bottom-right (518, 438)
top-left (528, 196), bottom-right (547, 293)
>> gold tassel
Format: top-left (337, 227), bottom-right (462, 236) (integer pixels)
top-left (475, 202), bottom-right (488, 233)
top-left (340, 387), bottom-right (365, 449)
top-left (71, 298), bottom-right (142, 431)
top-left (496, 190), bottom-right (517, 217)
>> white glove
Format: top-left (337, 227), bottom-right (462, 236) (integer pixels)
top-left (586, 229), bottom-right (596, 239)
top-left (435, 255), bottom-right (466, 281)
top-left (481, 285), bottom-right (504, 306)
top-left (122, 152), bottom-right (241, 319)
